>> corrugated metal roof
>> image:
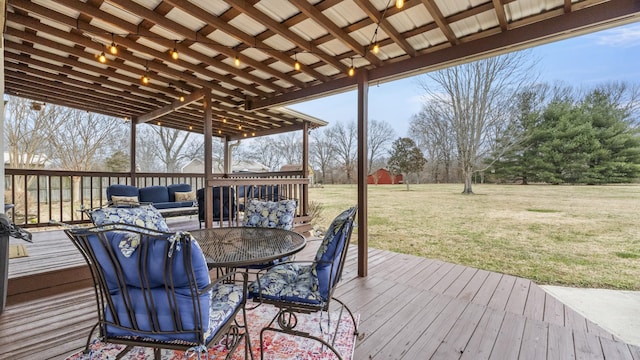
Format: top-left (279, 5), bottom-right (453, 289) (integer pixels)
top-left (3, 0), bottom-right (639, 139)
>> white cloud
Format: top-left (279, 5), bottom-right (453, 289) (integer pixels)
top-left (593, 23), bottom-right (640, 48)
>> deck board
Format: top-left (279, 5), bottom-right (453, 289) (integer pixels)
top-left (2, 219), bottom-right (639, 360)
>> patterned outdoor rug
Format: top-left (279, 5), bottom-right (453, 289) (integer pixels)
top-left (65, 304), bottom-right (358, 360)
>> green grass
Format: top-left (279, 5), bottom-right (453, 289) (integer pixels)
top-left (309, 183), bottom-right (640, 290)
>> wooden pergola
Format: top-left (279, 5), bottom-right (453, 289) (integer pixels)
top-left (1, 0), bottom-right (639, 277)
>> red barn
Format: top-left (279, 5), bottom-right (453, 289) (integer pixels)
top-left (367, 168), bottom-right (403, 185)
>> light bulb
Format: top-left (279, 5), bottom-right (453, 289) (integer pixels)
top-left (218, 130), bottom-right (222, 134)
top-left (170, 49), bottom-right (179, 60)
top-left (109, 43), bottom-right (117, 55)
top-left (98, 52), bottom-right (107, 63)
top-left (294, 61), bottom-right (301, 71)
top-left (141, 74), bottom-right (150, 84)
top-left (348, 66), bottom-right (355, 77)
top-left (234, 56), bottom-right (240, 67)
top-left (372, 43), bottom-right (380, 54)
top-left (395, 0), bottom-right (404, 9)
top-left (179, 95), bottom-right (185, 102)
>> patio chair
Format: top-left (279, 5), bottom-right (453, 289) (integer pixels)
top-left (64, 224), bottom-right (253, 360)
top-left (249, 206), bottom-right (359, 360)
top-left (197, 187), bottom-right (236, 228)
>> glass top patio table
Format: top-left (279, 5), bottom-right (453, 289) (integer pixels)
top-left (189, 227), bottom-right (306, 268)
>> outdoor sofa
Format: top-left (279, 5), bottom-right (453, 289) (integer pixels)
top-left (106, 184), bottom-right (198, 217)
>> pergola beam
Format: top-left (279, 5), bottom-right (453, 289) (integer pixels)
top-left (137, 90), bottom-right (204, 124)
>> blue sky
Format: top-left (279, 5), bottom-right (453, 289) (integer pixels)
top-left (289, 22), bottom-right (640, 137)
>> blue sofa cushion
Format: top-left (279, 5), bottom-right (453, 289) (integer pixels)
top-left (107, 184), bottom-right (139, 201)
top-left (139, 186), bottom-right (170, 204)
top-left (167, 184), bottom-right (192, 202)
top-left (152, 201), bottom-right (196, 210)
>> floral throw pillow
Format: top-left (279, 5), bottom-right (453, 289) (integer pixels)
top-left (88, 205), bottom-right (170, 232)
top-left (243, 199), bottom-right (297, 230)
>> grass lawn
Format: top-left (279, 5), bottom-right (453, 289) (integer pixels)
top-left (309, 183), bottom-right (640, 290)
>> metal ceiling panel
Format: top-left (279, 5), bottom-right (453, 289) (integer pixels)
top-left (254, 0), bottom-right (300, 22)
top-left (4, 0), bottom-right (637, 137)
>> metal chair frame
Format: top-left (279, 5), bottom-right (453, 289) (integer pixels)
top-left (65, 223), bottom-right (253, 360)
top-left (251, 206), bottom-right (359, 360)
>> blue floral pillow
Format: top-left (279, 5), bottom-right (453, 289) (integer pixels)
top-left (243, 199), bottom-right (297, 230)
top-left (88, 205), bottom-right (170, 232)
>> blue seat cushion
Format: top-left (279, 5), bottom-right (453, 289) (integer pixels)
top-left (243, 199), bottom-right (297, 230)
top-left (88, 205), bottom-right (170, 232)
top-left (249, 263), bottom-right (323, 305)
top-left (152, 201), bottom-right (195, 210)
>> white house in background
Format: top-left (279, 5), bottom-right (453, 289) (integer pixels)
top-left (280, 164), bottom-right (315, 185)
top-left (181, 159), bottom-right (270, 174)
top-left (4, 152), bottom-right (49, 168)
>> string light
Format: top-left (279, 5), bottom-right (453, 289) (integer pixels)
top-left (294, 52), bottom-right (301, 71)
top-left (108, 33), bottom-right (118, 55)
top-left (97, 51), bottom-right (107, 63)
top-left (141, 62), bottom-right (150, 84)
top-left (170, 40), bottom-right (179, 60)
top-left (348, 58), bottom-right (355, 77)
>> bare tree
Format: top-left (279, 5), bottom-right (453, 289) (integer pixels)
top-left (368, 120), bottom-right (395, 172)
top-left (48, 109), bottom-right (126, 171)
top-left (417, 52), bottom-right (537, 193)
top-left (276, 132), bottom-right (302, 165)
top-left (245, 136), bottom-right (283, 171)
top-left (4, 97), bottom-right (63, 220)
top-left (410, 107), bottom-right (456, 183)
top-left (309, 127), bottom-right (336, 184)
top-left (4, 96), bottom-right (60, 169)
top-left (330, 121), bottom-right (357, 183)
top-left (142, 125), bottom-right (196, 172)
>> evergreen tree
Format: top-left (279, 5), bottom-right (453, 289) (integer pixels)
top-left (387, 137), bottom-right (427, 190)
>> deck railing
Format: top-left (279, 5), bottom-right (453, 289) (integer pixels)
top-left (3, 169), bottom-right (309, 228)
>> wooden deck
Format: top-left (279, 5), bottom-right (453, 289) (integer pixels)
top-left (2, 217), bottom-right (640, 359)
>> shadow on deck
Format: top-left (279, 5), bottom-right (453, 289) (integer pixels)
top-left (2, 216), bottom-right (639, 359)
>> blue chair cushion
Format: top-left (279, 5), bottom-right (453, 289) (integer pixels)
top-left (88, 205), bottom-right (170, 232)
top-left (206, 282), bottom-right (245, 341)
top-left (87, 231), bottom-right (215, 343)
top-left (249, 263), bottom-right (323, 305)
top-left (312, 207), bottom-right (356, 298)
top-left (243, 199), bottom-right (297, 230)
